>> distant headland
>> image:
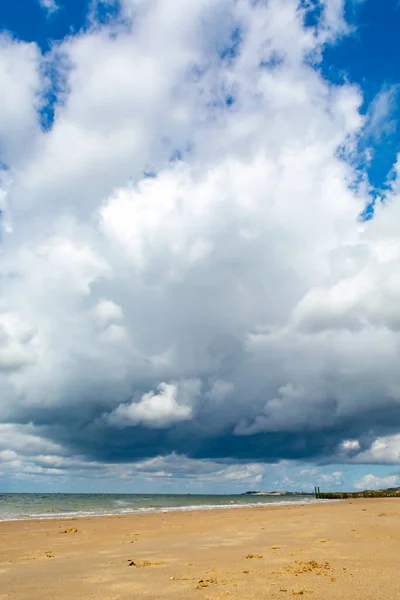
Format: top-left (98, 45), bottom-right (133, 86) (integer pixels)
top-left (242, 486), bottom-right (400, 499)
top-left (241, 491), bottom-right (313, 497)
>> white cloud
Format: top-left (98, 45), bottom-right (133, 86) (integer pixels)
top-left (94, 299), bottom-right (124, 324)
top-left (319, 470), bottom-right (343, 484)
top-left (341, 440), bottom-right (361, 451)
top-left (106, 381), bottom-right (198, 428)
top-left (1, 0), bottom-right (400, 479)
top-left (321, 0), bottom-right (348, 36)
top-left (364, 85), bottom-right (398, 142)
top-left (0, 313), bottom-right (37, 371)
top-left (0, 35), bottom-right (42, 165)
top-left (0, 449), bottom-right (18, 462)
top-left (355, 435), bottom-right (400, 464)
top-left (354, 474), bottom-right (399, 491)
top-left (0, 424), bottom-right (65, 457)
top-left (38, 0), bottom-right (59, 15)
top-left (114, 454), bottom-right (268, 486)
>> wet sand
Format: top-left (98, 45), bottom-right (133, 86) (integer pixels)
top-left (1, 498), bottom-right (399, 599)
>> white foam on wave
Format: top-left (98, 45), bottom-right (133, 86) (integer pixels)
top-left (0, 498), bottom-right (338, 522)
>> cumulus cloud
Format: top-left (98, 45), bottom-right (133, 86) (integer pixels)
top-left (105, 381), bottom-right (197, 428)
top-left (2, 0), bottom-right (400, 487)
top-left (353, 435), bottom-right (400, 464)
top-left (354, 474), bottom-right (400, 490)
top-left (0, 35), bottom-right (42, 165)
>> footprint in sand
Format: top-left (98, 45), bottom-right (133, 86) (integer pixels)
top-left (126, 559), bottom-right (165, 567)
top-left (195, 577), bottom-right (218, 589)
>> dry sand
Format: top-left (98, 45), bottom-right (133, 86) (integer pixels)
top-left (1, 498), bottom-right (399, 599)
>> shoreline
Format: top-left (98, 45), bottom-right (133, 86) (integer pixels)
top-left (0, 497), bottom-right (335, 524)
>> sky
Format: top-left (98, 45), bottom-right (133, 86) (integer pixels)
top-left (1, 0), bottom-right (400, 495)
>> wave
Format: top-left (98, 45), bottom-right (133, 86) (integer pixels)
top-left (0, 498), bottom-right (337, 522)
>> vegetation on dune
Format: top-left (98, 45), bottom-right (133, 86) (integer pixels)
top-left (320, 487), bottom-right (400, 499)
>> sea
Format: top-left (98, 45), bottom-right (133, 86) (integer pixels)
top-left (0, 493), bottom-right (321, 522)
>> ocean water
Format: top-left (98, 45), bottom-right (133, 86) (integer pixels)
top-left (0, 493), bottom-right (320, 522)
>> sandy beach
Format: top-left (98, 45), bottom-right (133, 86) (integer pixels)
top-left (1, 499), bottom-right (399, 599)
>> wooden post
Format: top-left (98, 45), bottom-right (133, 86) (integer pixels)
top-left (318, 486), bottom-right (321, 499)
top-left (314, 486), bottom-right (317, 499)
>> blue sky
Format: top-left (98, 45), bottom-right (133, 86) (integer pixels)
top-left (323, 0), bottom-right (400, 189)
top-left (1, 0), bottom-right (400, 494)
top-left (2, 0), bottom-right (398, 187)
top-left (0, 0), bottom-right (118, 49)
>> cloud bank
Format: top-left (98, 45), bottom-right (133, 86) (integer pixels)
top-left (2, 0), bottom-right (400, 489)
